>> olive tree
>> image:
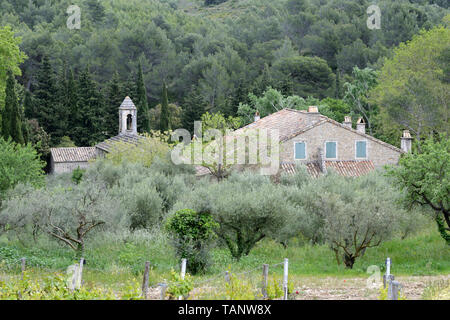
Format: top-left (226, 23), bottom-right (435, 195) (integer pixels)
top-left (293, 171), bottom-right (407, 268)
top-left (1, 180), bottom-right (127, 257)
top-left (174, 172), bottom-right (296, 260)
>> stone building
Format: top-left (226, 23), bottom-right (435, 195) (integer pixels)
top-left (50, 96), bottom-right (145, 174)
top-left (197, 107), bottom-right (412, 178)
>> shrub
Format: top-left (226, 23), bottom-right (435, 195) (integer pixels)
top-left (0, 138), bottom-right (45, 200)
top-left (166, 209), bottom-right (218, 274)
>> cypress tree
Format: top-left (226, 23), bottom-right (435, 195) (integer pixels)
top-left (335, 70), bottom-right (342, 99)
top-left (34, 55), bottom-right (60, 144)
top-left (160, 82), bottom-right (170, 132)
top-left (74, 67), bottom-right (106, 146)
top-left (182, 86), bottom-right (206, 134)
top-left (2, 70), bottom-right (24, 144)
top-left (66, 69), bottom-right (79, 139)
top-left (104, 71), bottom-right (122, 136)
top-left (135, 63), bottom-right (150, 133)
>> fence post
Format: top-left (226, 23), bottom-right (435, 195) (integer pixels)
top-left (225, 271), bottom-right (231, 285)
top-left (391, 281), bottom-right (401, 300)
top-left (159, 283), bottom-right (168, 300)
top-left (142, 261), bottom-right (150, 299)
top-left (21, 258), bottom-right (26, 280)
top-left (179, 258), bottom-right (187, 300)
top-left (383, 257), bottom-right (392, 288)
top-left (387, 276), bottom-right (394, 300)
top-left (78, 258), bottom-right (84, 289)
top-left (283, 258), bottom-right (289, 300)
top-left (261, 264), bottom-right (269, 299)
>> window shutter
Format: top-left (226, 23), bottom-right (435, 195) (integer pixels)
top-left (295, 142), bottom-right (306, 159)
top-left (356, 141), bottom-right (367, 158)
top-left (325, 142), bottom-right (337, 158)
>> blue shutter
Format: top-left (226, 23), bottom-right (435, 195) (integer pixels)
top-left (295, 142), bottom-right (306, 159)
top-left (356, 141), bottom-right (367, 158)
top-left (325, 142), bottom-right (337, 158)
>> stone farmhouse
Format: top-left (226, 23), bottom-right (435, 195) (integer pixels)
top-left (197, 106), bottom-right (412, 178)
top-left (51, 97), bottom-right (412, 177)
top-left (50, 96), bottom-right (145, 174)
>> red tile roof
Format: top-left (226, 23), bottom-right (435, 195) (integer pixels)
top-left (280, 160), bottom-right (375, 178)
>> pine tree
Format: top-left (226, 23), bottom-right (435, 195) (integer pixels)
top-left (104, 72), bottom-right (122, 136)
top-left (135, 63), bottom-right (150, 133)
top-left (2, 70), bottom-right (24, 144)
top-left (160, 82), bottom-right (170, 132)
top-left (182, 86), bottom-right (206, 134)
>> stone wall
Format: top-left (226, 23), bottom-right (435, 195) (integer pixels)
top-left (50, 160), bottom-right (91, 174)
top-left (281, 121), bottom-right (402, 167)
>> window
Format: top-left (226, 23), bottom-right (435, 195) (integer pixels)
top-left (356, 141), bottom-right (367, 159)
top-left (325, 141), bottom-right (337, 159)
top-left (294, 142), bottom-right (306, 160)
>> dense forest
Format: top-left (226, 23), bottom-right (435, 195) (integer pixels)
top-left (0, 0), bottom-right (449, 158)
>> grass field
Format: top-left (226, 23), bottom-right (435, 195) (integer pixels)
top-left (1, 219), bottom-right (449, 300)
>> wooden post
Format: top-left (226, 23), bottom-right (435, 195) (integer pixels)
top-left (21, 258), bottom-right (26, 280)
top-left (283, 258), bottom-right (289, 300)
top-left (261, 264), bottom-right (269, 299)
top-left (383, 274), bottom-right (395, 289)
top-left (160, 283), bottom-right (168, 300)
top-left (142, 261), bottom-right (150, 299)
top-left (179, 259), bottom-right (187, 300)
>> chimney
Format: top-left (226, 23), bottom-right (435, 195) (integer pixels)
top-left (343, 116), bottom-right (352, 128)
top-left (356, 117), bottom-right (366, 134)
top-left (254, 111), bottom-right (260, 122)
top-left (401, 130), bottom-right (413, 153)
top-left (308, 106), bottom-right (319, 113)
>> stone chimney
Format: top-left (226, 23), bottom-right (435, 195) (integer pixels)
top-left (401, 130), bottom-right (413, 153)
top-left (343, 116), bottom-right (352, 128)
top-left (308, 106), bottom-right (319, 113)
top-left (356, 117), bottom-right (366, 134)
top-left (254, 111), bottom-right (260, 122)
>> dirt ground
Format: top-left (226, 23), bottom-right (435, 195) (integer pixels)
top-left (148, 274), bottom-right (449, 300)
top-left (292, 275), bottom-right (450, 300)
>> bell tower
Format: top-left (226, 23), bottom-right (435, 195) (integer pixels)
top-left (119, 96), bottom-right (137, 135)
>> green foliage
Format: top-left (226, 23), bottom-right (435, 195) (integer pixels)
top-left (105, 133), bottom-right (171, 168)
top-left (71, 167), bottom-right (85, 185)
top-left (422, 280), bottom-right (450, 300)
top-left (224, 271), bottom-right (259, 300)
top-left (166, 209), bottom-right (219, 274)
top-left (0, 26), bottom-right (27, 110)
top-left (378, 284), bottom-right (407, 300)
top-left (1, 70), bottom-right (24, 144)
top-left (387, 135), bottom-right (450, 244)
top-left (166, 268), bottom-right (194, 299)
top-left (174, 172), bottom-right (297, 260)
top-left (0, 138), bottom-right (45, 198)
top-left (0, 271), bottom-right (142, 300)
top-left (371, 24), bottom-right (450, 143)
top-left (160, 82), bottom-right (170, 132)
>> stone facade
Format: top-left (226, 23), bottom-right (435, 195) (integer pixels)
top-left (281, 121), bottom-right (402, 168)
top-left (50, 160), bottom-right (92, 174)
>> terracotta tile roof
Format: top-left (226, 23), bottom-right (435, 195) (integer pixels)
top-left (280, 160), bottom-right (375, 178)
top-left (95, 133), bottom-right (146, 153)
top-left (50, 147), bottom-right (97, 163)
top-left (234, 109), bottom-right (326, 141)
